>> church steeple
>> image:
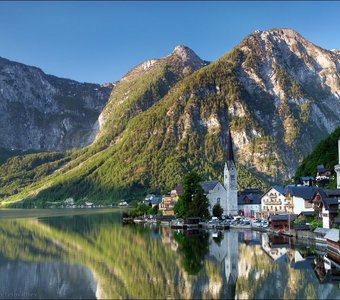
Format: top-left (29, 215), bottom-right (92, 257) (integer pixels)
top-left (224, 126), bottom-right (238, 216)
top-left (227, 128), bottom-right (235, 163)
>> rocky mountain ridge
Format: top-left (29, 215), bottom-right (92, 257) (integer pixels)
top-left (0, 56), bottom-right (112, 152)
top-left (1, 28), bottom-right (340, 206)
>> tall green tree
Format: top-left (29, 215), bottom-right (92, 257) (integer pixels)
top-left (174, 172), bottom-right (210, 219)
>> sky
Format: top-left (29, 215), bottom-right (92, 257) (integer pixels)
top-left (0, 1), bottom-right (340, 84)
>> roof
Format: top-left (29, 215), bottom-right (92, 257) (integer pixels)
top-left (172, 185), bottom-right (183, 196)
top-left (300, 176), bottom-right (314, 181)
top-left (316, 189), bottom-right (340, 209)
top-left (284, 186), bottom-right (319, 200)
top-left (270, 214), bottom-right (297, 221)
top-left (262, 185), bottom-right (285, 197)
top-left (239, 188), bottom-right (263, 195)
top-left (314, 228), bottom-right (330, 235)
top-left (299, 211), bottom-right (315, 217)
top-left (225, 160), bottom-right (235, 170)
top-left (324, 189), bottom-right (340, 197)
top-left (294, 224), bottom-right (310, 231)
top-left (317, 164), bottom-right (326, 173)
top-left (324, 228), bottom-right (340, 242)
top-left (238, 194), bottom-right (261, 205)
top-left (200, 181), bottom-right (220, 193)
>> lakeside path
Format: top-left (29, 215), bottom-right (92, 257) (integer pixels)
top-left (0, 208), bottom-right (123, 219)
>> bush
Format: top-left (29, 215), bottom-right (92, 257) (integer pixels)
top-left (212, 204), bottom-right (224, 218)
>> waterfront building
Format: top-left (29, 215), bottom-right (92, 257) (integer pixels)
top-left (260, 186), bottom-right (286, 217)
top-left (160, 194), bottom-right (176, 215)
top-left (312, 189), bottom-right (340, 228)
top-left (284, 186), bottom-right (318, 215)
top-left (159, 185), bottom-right (183, 215)
top-left (335, 138), bottom-right (340, 189)
top-left (143, 194), bottom-right (161, 207)
top-left (237, 189), bottom-right (262, 217)
top-left (269, 214), bottom-right (297, 231)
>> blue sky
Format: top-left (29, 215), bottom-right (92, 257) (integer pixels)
top-left (0, 1), bottom-right (339, 84)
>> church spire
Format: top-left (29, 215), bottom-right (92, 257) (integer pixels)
top-left (227, 127), bottom-right (235, 162)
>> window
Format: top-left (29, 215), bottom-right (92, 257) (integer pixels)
top-left (217, 198), bottom-right (220, 205)
top-left (304, 200), bottom-right (312, 208)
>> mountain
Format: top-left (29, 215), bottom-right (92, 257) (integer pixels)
top-left (1, 28), bottom-right (340, 206)
top-left (0, 56), bottom-right (112, 152)
top-left (294, 125), bottom-right (340, 187)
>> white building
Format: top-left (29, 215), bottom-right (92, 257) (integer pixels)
top-left (284, 186), bottom-right (318, 215)
top-left (312, 189), bottom-right (340, 229)
top-left (200, 181), bottom-right (227, 215)
top-left (238, 191), bottom-right (262, 217)
top-left (260, 186), bottom-right (286, 216)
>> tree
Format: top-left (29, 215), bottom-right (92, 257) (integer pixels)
top-left (212, 203), bottom-right (224, 218)
top-left (174, 171), bottom-right (210, 219)
top-left (174, 199), bottom-right (185, 218)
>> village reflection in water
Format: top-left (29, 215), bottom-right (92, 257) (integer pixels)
top-left (0, 212), bottom-right (339, 299)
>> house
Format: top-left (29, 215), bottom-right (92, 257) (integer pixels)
top-left (171, 185), bottom-right (183, 199)
top-left (200, 180), bottom-right (227, 215)
top-left (324, 228), bottom-right (340, 263)
top-left (315, 164), bottom-right (332, 186)
top-left (260, 186), bottom-right (286, 217)
top-left (159, 185), bottom-right (184, 216)
top-left (269, 214), bottom-right (297, 231)
top-left (298, 176), bottom-right (314, 186)
top-left (312, 189), bottom-right (340, 229)
top-left (143, 194), bottom-right (161, 207)
top-left (160, 194), bottom-right (176, 215)
top-left (284, 186), bottom-right (318, 215)
top-left (237, 189), bottom-right (262, 217)
top-left (64, 197), bottom-right (74, 206)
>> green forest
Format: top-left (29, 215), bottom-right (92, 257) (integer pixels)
top-left (295, 125), bottom-right (340, 188)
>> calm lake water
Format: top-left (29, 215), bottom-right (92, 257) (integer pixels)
top-left (0, 209), bottom-right (339, 299)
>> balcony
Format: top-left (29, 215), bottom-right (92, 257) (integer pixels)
top-left (264, 201), bottom-right (282, 205)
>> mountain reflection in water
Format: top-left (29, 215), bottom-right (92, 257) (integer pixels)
top-left (0, 211), bottom-right (339, 299)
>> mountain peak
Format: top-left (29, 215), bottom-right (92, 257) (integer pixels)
top-left (248, 28), bottom-right (304, 43)
top-left (168, 44), bottom-right (207, 71)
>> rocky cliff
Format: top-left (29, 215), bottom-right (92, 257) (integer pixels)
top-left (232, 28), bottom-right (340, 178)
top-left (0, 57), bottom-right (112, 151)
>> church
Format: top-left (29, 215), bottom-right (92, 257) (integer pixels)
top-left (200, 128), bottom-right (238, 216)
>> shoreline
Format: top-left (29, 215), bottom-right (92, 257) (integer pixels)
top-left (0, 207), bottom-right (123, 219)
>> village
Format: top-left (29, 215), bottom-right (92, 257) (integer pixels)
top-left (129, 131), bottom-right (340, 267)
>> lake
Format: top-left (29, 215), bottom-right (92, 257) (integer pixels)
top-left (0, 209), bottom-right (339, 299)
